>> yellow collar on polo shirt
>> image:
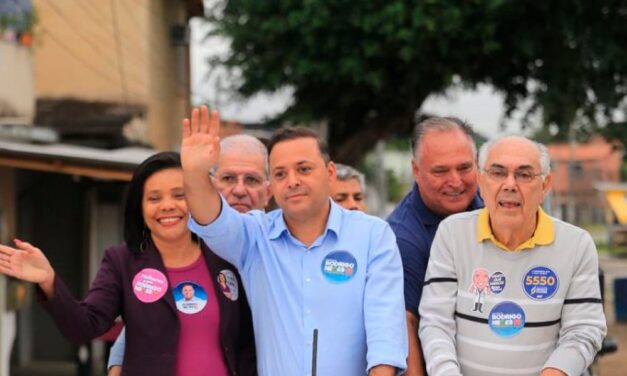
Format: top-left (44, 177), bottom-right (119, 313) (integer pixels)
top-left (476, 207), bottom-right (554, 251)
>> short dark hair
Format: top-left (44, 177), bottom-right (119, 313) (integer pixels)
top-left (268, 127), bottom-right (330, 163)
top-left (124, 151), bottom-right (182, 253)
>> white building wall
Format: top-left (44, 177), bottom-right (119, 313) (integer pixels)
top-left (0, 42), bottom-right (35, 123)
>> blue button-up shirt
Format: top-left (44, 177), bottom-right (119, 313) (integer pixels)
top-left (189, 198), bottom-right (407, 376)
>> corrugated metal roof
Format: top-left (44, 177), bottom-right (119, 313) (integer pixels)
top-left (0, 139), bottom-right (157, 169)
top-left (0, 139), bottom-right (161, 181)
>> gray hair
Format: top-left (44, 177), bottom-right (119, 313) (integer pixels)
top-left (214, 134), bottom-right (269, 178)
top-left (411, 117), bottom-right (476, 162)
top-left (478, 135), bottom-right (551, 174)
top-left (335, 163), bottom-right (366, 191)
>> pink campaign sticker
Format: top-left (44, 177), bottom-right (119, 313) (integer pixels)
top-left (132, 268), bottom-right (168, 303)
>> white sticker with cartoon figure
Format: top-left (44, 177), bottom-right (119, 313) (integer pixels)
top-left (217, 269), bottom-right (239, 301)
top-left (173, 281), bottom-right (207, 314)
top-left (469, 268), bottom-right (491, 313)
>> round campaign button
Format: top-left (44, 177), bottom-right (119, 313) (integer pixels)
top-left (488, 301), bottom-right (526, 337)
top-left (489, 272), bottom-right (506, 294)
top-left (321, 251), bottom-right (357, 283)
top-left (217, 269), bottom-right (239, 301)
top-left (173, 281), bottom-right (208, 315)
top-left (132, 268), bottom-right (168, 303)
top-left (522, 266), bottom-right (559, 300)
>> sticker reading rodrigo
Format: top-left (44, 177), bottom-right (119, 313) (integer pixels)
top-left (173, 281), bottom-right (208, 315)
top-left (489, 271), bottom-right (506, 294)
top-left (488, 301), bottom-right (526, 337)
top-left (321, 251), bottom-right (357, 283)
top-left (132, 268), bottom-right (168, 303)
top-left (217, 269), bottom-right (239, 301)
top-left (523, 266), bottom-right (559, 300)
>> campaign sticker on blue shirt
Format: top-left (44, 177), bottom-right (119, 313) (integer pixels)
top-left (488, 301), bottom-right (525, 337)
top-left (522, 266), bottom-right (559, 300)
top-left (321, 251), bottom-right (357, 283)
top-left (489, 272), bottom-right (506, 294)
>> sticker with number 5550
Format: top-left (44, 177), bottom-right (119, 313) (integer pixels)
top-left (522, 266), bottom-right (559, 300)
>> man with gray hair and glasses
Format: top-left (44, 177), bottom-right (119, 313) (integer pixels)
top-left (211, 134), bottom-right (272, 212)
top-left (331, 163), bottom-right (368, 211)
top-left (419, 135), bottom-right (606, 376)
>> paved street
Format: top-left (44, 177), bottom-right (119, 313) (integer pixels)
top-left (597, 254), bottom-right (627, 376)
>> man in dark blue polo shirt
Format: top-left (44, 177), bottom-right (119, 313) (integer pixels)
top-left (387, 117), bottom-right (483, 376)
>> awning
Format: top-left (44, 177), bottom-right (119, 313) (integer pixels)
top-left (596, 183), bottom-right (627, 224)
top-left (0, 139), bottom-right (158, 181)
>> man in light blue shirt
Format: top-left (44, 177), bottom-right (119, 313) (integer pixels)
top-left (182, 106), bottom-right (407, 376)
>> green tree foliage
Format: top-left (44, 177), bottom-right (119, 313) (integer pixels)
top-left (208, 0), bottom-right (627, 164)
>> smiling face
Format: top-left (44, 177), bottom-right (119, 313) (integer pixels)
top-left (269, 137), bottom-right (335, 222)
top-left (478, 137), bottom-right (552, 237)
top-left (413, 129), bottom-right (478, 217)
top-left (182, 284), bottom-right (195, 300)
top-left (213, 150), bottom-right (271, 213)
top-left (142, 168), bottom-right (189, 245)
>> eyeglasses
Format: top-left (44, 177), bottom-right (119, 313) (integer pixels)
top-left (483, 167), bottom-right (545, 183)
top-left (213, 173), bottom-right (265, 188)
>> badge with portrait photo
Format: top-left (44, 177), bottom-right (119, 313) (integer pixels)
top-left (217, 270), bottom-right (239, 301)
top-left (173, 281), bottom-right (208, 314)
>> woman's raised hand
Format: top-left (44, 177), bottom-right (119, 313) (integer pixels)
top-left (0, 239), bottom-right (54, 286)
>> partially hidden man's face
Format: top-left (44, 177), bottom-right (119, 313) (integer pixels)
top-left (269, 137), bottom-right (336, 221)
top-left (330, 178), bottom-right (367, 212)
top-left (214, 151), bottom-right (271, 213)
top-left (182, 285), bottom-right (195, 300)
top-left (413, 129), bottom-right (478, 217)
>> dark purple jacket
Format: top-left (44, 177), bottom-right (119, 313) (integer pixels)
top-left (39, 240), bottom-right (256, 376)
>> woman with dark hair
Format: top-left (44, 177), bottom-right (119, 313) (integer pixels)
top-left (0, 151), bottom-right (256, 376)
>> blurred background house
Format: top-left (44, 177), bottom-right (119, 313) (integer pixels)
top-left (1, 1), bottom-right (205, 375)
top-left (547, 136), bottom-right (624, 224)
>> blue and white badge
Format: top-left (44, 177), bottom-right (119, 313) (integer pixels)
top-left (523, 266), bottom-right (559, 300)
top-left (488, 301), bottom-right (525, 337)
top-left (489, 272), bottom-right (506, 294)
top-left (173, 281), bottom-right (208, 315)
top-left (321, 251), bottom-right (357, 283)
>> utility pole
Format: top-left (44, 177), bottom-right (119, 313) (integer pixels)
top-left (567, 126), bottom-right (577, 224)
top-left (373, 139), bottom-right (388, 217)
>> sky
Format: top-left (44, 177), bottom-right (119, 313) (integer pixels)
top-left (420, 85), bottom-right (525, 137)
top-left (189, 18), bottom-right (526, 139)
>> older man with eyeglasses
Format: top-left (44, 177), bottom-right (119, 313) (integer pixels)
top-left (419, 135), bottom-right (606, 376)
